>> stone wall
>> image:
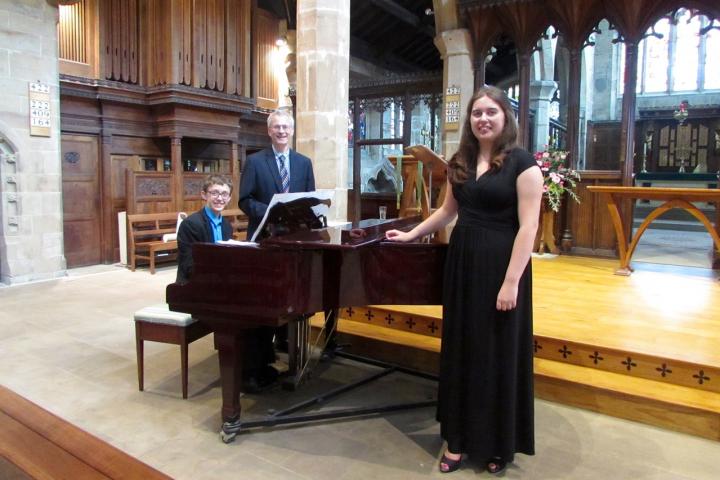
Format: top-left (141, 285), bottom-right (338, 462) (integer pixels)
top-left (0, 0), bottom-right (65, 285)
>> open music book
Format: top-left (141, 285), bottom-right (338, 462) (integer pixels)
top-left (249, 189), bottom-right (335, 242)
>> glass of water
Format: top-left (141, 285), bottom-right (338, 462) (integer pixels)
top-left (378, 206), bottom-right (387, 220)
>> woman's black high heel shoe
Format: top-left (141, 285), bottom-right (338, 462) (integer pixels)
top-left (486, 457), bottom-right (507, 475)
top-left (439, 453), bottom-right (463, 473)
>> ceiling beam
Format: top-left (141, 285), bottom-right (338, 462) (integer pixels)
top-left (368, 0), bottom-right (436, 38)
top-left (351, 34), bottom-right (423, 73)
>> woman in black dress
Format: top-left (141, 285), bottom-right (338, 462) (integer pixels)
top-left (386, 86), bottom-right (543, 474)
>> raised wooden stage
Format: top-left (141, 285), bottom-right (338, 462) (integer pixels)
top-left (316, 255), bottom-right (720, 441)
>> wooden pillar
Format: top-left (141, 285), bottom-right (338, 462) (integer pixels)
top-left (100, 133), bottom-right (113, 262)
top-left (230, 142), bottom-right (239, 206)
top-left (619, 40), bottom-right (639, 241)
top-left (352, 96), bottom-right (361, 222)
top-left (517, 49), bottom-right (532, 149)
top-left (473, 56), bottom-right (486, 91)
top-left (171, 136), bottom-right (183, 211)
top-left (560, 47), bottom-right (582, 251)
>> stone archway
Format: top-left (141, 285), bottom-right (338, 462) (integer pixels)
top-left (0, 134), bottom-right (19, 283)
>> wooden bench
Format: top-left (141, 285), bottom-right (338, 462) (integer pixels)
top-left (221, 208), bottom-right (249, 241)
top-left (127, 212), bottom-right (182, 274)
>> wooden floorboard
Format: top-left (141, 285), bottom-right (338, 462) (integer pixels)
top-left (0, 385), bottom-right (171, 480)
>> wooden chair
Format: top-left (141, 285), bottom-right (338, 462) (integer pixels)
top-left (134, 304), bottom-right (211, 399)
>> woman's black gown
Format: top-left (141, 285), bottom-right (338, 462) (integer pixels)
top-left (437, 148), bottom-right (537, 462)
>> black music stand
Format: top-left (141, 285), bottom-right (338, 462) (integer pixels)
top-left (253, 196), bottom-right (331, 242)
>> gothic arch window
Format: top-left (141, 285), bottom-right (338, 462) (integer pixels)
top-left (621, 9), bottom-right (720, 95)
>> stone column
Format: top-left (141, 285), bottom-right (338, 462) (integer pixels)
top-left (529, 80), bottom-right (558, 153)
top-left (295, 0), bottom-right (350, 222)
top-left (0, 0), bottom-right (65, 284)
top-left (434, 29), bottom-right (474, 160)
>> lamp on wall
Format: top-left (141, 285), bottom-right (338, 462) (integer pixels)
top-left (673, 100), bottom-right (689, 125)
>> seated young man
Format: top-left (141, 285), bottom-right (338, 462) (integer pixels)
top-left (176, 174), bottom-right (277, 392)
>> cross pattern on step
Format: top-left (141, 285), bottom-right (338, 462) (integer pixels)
top-left (589, 351), bottom-right (604, 365)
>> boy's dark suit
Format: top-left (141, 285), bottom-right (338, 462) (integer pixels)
top-left (238, 148), bottom-right (315, 239)
top-left (176, 209), bottom-right (232, 284)
top-left (176, 208), bottom-right (275, 384)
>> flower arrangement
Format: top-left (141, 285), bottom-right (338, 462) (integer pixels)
top-left (534, 149), bottom-right (581, 212)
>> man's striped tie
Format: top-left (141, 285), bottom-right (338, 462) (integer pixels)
top-left (277, 154), bottom-right (289, 193)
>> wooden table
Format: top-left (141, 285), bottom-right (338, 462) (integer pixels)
top-left (587, 186), bottom-right (720, 275)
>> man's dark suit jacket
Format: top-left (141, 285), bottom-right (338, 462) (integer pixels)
top-left (238, 148), bottom-right (315, 239)
top-left (176, 209), bottom-right (232, 283)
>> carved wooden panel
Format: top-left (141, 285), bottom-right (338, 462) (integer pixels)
top-left (183, 175), bottom-right (205, 197)
top-left (127, 172), bottom-right (174, 214)
top-left (568, 171), bottom-right (622, 255)
top-left (585, 121), bottom-right (622, 170)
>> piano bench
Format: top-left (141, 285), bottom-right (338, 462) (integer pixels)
top-left (133, 304), bottom-right (211, 399)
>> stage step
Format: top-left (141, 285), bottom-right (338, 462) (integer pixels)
top-left (312, 311), bottom-right (720, 441)
top-left (535, 358), bottom-right (720, 441)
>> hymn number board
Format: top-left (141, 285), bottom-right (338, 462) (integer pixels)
top-left (444, 85), bottom-right (461, 131)
top-left (29, 82), bottom-right (51, 137)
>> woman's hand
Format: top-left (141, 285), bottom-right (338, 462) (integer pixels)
top-left (496, 280), bottom-right (519, 311)
top-left (385, 229), bottom-right (415, 242)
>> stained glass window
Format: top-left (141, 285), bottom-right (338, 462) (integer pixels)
top-left (673, 10), bottom-right (699, 91)
top-left (704, 22), bottom-right (720, 89)
top-left (643, 19), bottom-right (670, 93)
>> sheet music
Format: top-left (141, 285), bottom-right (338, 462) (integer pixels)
top-left (250, 189), bottom-right (335, 242)
top-left (217, 239), bottom-right (259, 246)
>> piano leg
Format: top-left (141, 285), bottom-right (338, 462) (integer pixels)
top-left (214, 331), bottom-right (245, 443)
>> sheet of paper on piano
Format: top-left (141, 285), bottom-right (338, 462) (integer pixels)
top-left (249, 189), bottom-right (335, 242)
top-left (217, 239), bottom-right (259, 246)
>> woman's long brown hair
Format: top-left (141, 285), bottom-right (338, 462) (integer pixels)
top-left (447, 86), bottom-right (518, 186)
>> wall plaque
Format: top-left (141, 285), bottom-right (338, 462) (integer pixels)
top-left (29, 82), bottom-right (51, 137)
top-left (444, 85), bottom-right (461, 132)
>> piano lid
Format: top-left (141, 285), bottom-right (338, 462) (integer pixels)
top-left (260, 216), bottom-right (424, 249)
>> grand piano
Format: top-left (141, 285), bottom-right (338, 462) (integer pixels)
top-left (166, 216), bottom-right (446, 440)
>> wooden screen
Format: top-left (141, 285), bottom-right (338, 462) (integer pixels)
top-left (255, 8), bottom-right (279, 109)
top-left (58, 1), bottom-right (87, 63)
top-left (100, 0), bottom-right (139, 83)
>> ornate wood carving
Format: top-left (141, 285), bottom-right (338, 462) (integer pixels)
top-left (466, 9), bottom-right (502, 89)
top-left (137, 177), bottom-right (171, 197)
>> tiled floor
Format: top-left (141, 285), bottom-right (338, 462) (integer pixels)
top-left (1, 263), bottom-right (719, 479)
top-left (634, 228), bottom-right (715, 268)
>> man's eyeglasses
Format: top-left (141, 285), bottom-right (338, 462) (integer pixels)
top-left (206, 190), bottom-right (231, 200)
top-left (271, 124), bottom-right (292, 131)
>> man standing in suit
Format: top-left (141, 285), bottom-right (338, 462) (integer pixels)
top-left (238, 109), bottom-right (315, 239)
